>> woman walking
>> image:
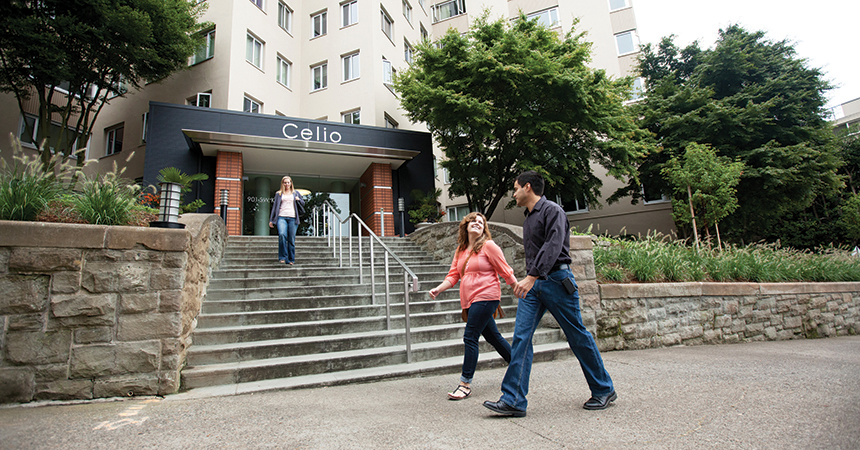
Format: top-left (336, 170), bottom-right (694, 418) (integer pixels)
top-left (268, 176), bottom-right (305, 265)
top-left (429, 212), bottom-right (517, 400)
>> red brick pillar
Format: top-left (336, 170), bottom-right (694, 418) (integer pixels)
top-left (215, 151), bottom-right (243, 236)
top-left (359, 163), bottom-right (394, 236)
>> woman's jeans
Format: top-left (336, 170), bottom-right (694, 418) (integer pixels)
top-left (499, 269), bottom-right (613, 411)
top-left (461, 300), bottom-right (511, 383)
top-left (276, 216), bottom-right (297, 263)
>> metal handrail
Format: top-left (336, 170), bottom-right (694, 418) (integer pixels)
top-left (311, 201), bottom-right (419, 363)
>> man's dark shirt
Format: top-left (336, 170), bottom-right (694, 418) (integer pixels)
top-left (523, 196), bottom-right (572, 279)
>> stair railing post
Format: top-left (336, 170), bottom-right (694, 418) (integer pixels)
top-left (348, 216), bottom-right (353, 267)
top-left (384, 240), bottom-right (391, 330)
top-left (404, 273), bottom-right (412, 363)
top-left (338, 210), bottom-right (343, 268)
top-left (370, 234), bottom-right (376, 304)
top-left (358, 223), bottom-right (364, 284)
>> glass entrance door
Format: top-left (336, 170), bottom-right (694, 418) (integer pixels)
top-left (242, 174), bottom-right (359, 236)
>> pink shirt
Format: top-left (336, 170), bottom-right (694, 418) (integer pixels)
top-left (444, 240), bottom-right (517, 309)
top-left (278, 193), bottom-right (296, 218)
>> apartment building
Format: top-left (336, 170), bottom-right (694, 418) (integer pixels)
top-left (831, 97), bottom-right (860, 136)
top-left (2, 0), bottom-right (676, 237)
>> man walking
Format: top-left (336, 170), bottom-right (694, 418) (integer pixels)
top-left (483, 171), bottom-right (616, 417)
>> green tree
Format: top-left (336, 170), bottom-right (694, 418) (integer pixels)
top-left (0, 0), bottom-right (209, 169)
top-left (622, 26), bottom-right (843, 243)
top-left (662, 143), bottom-right (744, 249)
top-left (394, 12), bottom-right (648, 216)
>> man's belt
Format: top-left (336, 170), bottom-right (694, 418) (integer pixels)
top-left (551, 263), bottom-right (570, 273)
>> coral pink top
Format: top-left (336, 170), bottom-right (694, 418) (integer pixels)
top-left (444, 240), bottom-right (517, 309)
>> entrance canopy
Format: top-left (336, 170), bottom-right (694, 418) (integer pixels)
top-left (183, 129), bottom-right (419, 178)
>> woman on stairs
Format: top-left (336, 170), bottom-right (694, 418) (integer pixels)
top-left (268, 175), bottom-right (305, 265)
top-left (429, 212), bottom-right (517, 400)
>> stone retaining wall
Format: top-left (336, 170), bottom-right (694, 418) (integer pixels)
top-left (410, 223), bottom-right (860, 351)
top-left (0, 214), bottom-right (226, 403)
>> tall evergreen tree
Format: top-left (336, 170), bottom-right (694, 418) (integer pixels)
top-left (619, 26), bottom-right (842, 243)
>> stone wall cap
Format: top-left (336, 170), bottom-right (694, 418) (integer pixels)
top-left (105, 226), bottom-right (189, 251)
top-left (0, 221), bottom-right (107, 248)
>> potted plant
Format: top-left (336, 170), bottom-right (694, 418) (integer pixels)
top-left (408, 188), bottom-right (444, 227)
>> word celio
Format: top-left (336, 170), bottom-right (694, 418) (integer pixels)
top-left (282, 123), bottom-right (343, 143)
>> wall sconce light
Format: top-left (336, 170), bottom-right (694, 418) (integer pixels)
top-left (219, 189), bottom-right (229, 222)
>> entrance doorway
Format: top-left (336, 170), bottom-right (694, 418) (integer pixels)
top-left (242, 174), bottom-right (359, 236)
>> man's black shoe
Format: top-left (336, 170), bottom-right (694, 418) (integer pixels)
top-left (483, 400), bottom-right (527, 417)
top-left (583, 390), bottom-right (617, 410)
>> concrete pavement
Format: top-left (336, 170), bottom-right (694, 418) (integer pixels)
top-left (1, 336), bottom-right (858, 449)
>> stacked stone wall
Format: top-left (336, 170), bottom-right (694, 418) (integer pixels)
top-left (0, 214), bottom-right (226, 403)
top-left (410, 223), bottom-right (860, 352)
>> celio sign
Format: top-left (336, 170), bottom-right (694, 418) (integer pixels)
top-left (282, 123), bottom-right (343, 144)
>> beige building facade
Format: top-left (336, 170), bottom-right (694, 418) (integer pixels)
top-left (2, 0), bottom-right (677, 237)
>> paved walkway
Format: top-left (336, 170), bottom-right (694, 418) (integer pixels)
top-left (1, 336), bottom-right (858, 449)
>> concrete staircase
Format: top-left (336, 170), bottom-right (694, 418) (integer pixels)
top-left (178, 235), bottom-right (573, 397)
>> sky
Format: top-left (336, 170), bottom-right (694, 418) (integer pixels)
top-left (632, 0), bottom-right (860, 109)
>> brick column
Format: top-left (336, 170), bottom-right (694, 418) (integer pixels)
top-left (215, 151), bottom-right (243, 236)
top-left (359, 163), bottom-right (395, 236)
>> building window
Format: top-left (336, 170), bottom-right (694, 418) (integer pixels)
top-left (141, 112), bottom-right (148, 143)
top-left (642, 184), bottom-right (670, 204)
top-left (420, 24), bottom-right (429, 41)
top-left (105, 125), bottom-right (124, 156)
top-left (615, 30), bottom-right (639, 56)
top-left (609, 0), bottom-right (629, 11)
top-left (384, 114), bottom-right (398, 129)
top-left (342, 0), bottom-right (358, 27)
top-left (343, 109), bottom-right (360, 124)
top-left (246, 33), bottom-right (264, 68)
top-left (278, 2), bottom-right (293, 32)
top-left (277, 56), bottom-right (291, 87)
top-left (527, 7), bottom-right (559, 29)
top-left (447, 205), bottom-right (472, 222)
top-left (312, 63), bottom-right (328, 91)
top-left (557, 194), bottom-right (588, 213)
top-left (381, 8), bottom-right (394, 40)
top-left (18, 114), bottom-right (88, 155)
top-left (250, 0), bottom-right (263, 9)
top-left (191, 29), bottom-right (215, 65)
top-left (404, 39), bottom-right (414, 63)
top-left (419, 0), bottom-right (425, 10)
top-left (244, 96), bottom-right (261, 113)
top-left (312, 11), bottom-right (328, 37)
top-left (187, 92), bottom-right (211, 107)
top-left (342, 52), bottom-right (360, 81)
top-left (403, 0), bottom-right (412, 23)
top-left (629, 77), bottom-right (644, 102)
top-left (442, 167), bottom-right (451, 184)
top-left (383, 58), bottom-right (394, 84)
top-left (431, 0), bottom-right (465, 23)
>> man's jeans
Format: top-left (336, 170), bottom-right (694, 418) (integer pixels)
top-left (500, 268), bottom-right (613, 411)
top-left (276, 217), bottom-right (297, 263)
top-left (461, 300), bottom-right (511, 383)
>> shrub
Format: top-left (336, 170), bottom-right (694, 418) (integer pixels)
top-left (0, 141), bottom-right (64, 221)
top-left (72, 171), bottom-right (143, 226)
top-left (593, 233), bottom-right (860, 283)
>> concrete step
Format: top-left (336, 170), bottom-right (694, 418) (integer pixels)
top-left (197, 298), bottom-right (463, 328)
top-left (187, 317), bottom-right (544, 367)
top-left (180, 332), bottom-right (568, 391)
top-left (200, 290), bottom-right (461, 314)
top-left (191, 309), bottom-right (519, 346)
